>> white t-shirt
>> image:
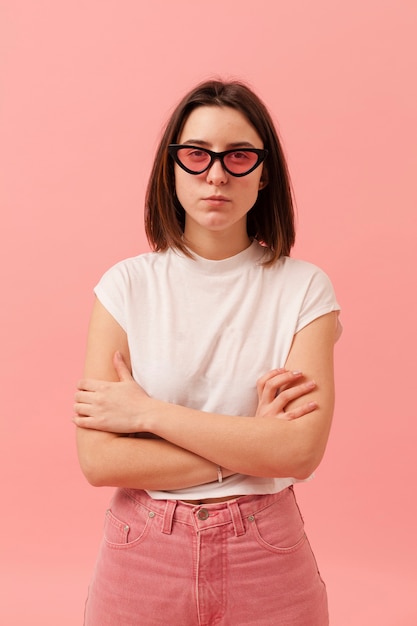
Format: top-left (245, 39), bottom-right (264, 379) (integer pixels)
top-left (95, 240), bottom-right (341, 500)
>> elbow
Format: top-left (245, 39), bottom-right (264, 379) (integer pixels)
top-left (288, 420), bottom-right (330, 480)
top-left (291, 448), bottom-right (325, 480)
top-left (77, 428), bottom-right (117, 487)
top-left (292, 464), bottom-right (315, 481)
top-left (262, 453), bottom-right (318, 482)
top-left (76, 429), bottom-right (112, 487)
top-left (78, 456), bottom-right (108, 487)
top-left (86, 470), bottom-right (107, 488)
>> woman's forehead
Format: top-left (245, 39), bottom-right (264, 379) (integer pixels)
top-left (178, 106), bottom-right (263, 148)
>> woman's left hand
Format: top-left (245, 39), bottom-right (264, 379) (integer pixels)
top-left (73, 352), bottom-right (151, 433)
top-left (255, 368), bottom-right (317, 420)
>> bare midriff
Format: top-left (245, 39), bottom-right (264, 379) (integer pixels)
top-left (182, 495), bottom-right (240, 504)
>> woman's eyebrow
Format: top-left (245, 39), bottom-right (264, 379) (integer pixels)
top-left (181, 139), bottom-right (257, 149)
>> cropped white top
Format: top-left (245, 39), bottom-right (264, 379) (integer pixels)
top-left (94, 240), bottom-right (341, 500)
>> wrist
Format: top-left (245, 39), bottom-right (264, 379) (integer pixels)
top-left (142, 398), bottom-right (169, 434)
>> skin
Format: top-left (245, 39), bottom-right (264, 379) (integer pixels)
top-left (176, 106), bottom-right (267, 259)
top-left (74, 105), bottom-right (338, 498)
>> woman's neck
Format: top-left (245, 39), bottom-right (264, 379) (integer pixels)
top-left (183, 219), bottom-right (252, 260)
top-left (183, 230), bottom-right (252, 260)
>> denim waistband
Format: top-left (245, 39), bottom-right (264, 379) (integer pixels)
top-left (122, 488), bottom-right (291, 537)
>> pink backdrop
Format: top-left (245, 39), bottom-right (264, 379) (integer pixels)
top-left (1, 1), bottom-right (416, 624)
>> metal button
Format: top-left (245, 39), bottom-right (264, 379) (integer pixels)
top-left (197, 508), bottom-right (209, 520)
top-left (248, 515), bottom-right (255, 522)
top-left (149, 511), bottom-right (155, 518)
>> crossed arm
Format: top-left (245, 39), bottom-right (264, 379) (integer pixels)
top-left (74, 298), bottom-right (337, 490)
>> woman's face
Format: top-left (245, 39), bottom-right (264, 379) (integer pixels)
top-left (174, 106), bottom-right (266, 249)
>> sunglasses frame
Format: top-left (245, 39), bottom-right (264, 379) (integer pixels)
top-left (168, 144), bottom-right (268, 177)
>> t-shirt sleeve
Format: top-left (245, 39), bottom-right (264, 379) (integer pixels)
top-left (93, 261), bottom-right (130, 331)
top-left (295, 267), bottom-right (342, 338)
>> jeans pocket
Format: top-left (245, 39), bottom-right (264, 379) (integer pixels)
top-left (249, 488), bottom-right (307, 554)
top-left (103, 490), bottom-right (152, 550)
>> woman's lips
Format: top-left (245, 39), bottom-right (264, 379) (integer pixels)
top-left (203, 195), bottom-right (230, 206)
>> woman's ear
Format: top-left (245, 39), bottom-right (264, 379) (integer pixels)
top-left (258, 180), bottom-right (268, 190)
top-left (259, 169), bottom-right (269, 190)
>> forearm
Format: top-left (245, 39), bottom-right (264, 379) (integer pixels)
top-left (76, 427), bottom-right (232, 490)
top-left (144, 405), bottom-right (328, 480)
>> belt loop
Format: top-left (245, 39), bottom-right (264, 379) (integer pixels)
top-left (162, 500), bottom-right (177, 534)
top-left (227, 500), bottom-right (246, 537)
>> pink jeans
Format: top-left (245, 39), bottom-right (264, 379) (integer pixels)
top-left (84, 487), bottom-right (328, 625)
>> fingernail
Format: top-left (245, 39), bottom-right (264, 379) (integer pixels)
top-left (292, 370), bottom-right (302, 376)
top-left (306, 380), bottom-right (316, 388)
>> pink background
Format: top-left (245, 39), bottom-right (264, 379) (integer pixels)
top-left (1, 1), bottom-right (416, 624)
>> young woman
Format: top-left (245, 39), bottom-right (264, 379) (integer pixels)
top-left (74, 80), bottom-right (341, 625)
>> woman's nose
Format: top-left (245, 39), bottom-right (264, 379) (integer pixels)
top-left (205, 158), bottom-right (228, 184)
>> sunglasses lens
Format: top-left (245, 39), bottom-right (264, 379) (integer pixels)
top-left (223, 151), bottom-right (260, 175)
top-left (175, 148), bottom-right (211, 173)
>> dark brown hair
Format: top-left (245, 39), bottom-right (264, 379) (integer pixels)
top-left (145, 79), bottom-right (295, 264)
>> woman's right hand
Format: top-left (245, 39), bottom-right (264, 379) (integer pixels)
top-left (255, 369), bottom-right (317, 420)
